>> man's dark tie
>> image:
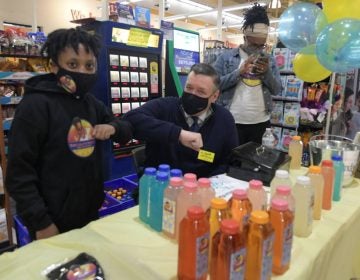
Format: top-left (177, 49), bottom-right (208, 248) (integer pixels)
top-left (190, 116), bottom-right (200, 132)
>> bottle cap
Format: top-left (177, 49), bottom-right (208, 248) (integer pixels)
top-left (169, 177), bottom-right (183, 188)
top-left (309, 165), bottom-right (322, 174)
top-left (144, 167), bottom-right (156, 176)
top-left (271, 198), bottom-right (289, 211)
top-left (232, 189), bottom-right (247, 200)
top-left (276, 185), bottom-right (291, 195)
top-left (198, 178), bottom-right (211, 188)
top-left (296, 175), bottom-right (310, 185)
top-left (275, 169), bottom-right (289, 179)
top-left (321, 160), bottom-right (333, 167)
top-left (250, 210), bottom-right (269, 224)
top-left (183, 181), bottom-right (198, 192)
top-left (210, 197), bottom-right (228, 209)
top-left (184, 173), bottom-right (197, 182)
top-left (187, 206), bottom-right (205, 219)
top-left (331, 154), bottom-right (342, 161)
top-left (292, 135), bottom-right (301, 141)
top-left (249, 179), bottom-right (263, 190)
top-left (158, 164), bottom-right (170, 173)
top-left (156, 171), bottom-right (169, 181)
top-left (221, 219), bottom-right (240, 235)
top-left (170, 168), bottom-right (183, 177)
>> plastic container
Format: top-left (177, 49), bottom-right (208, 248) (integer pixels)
top-left (228, 189), bottom-right (252, 232)
top-left (158, 164), bottom-right (170, 174)
top-left (332, 155), bottom-right (345, 202)
top-left (162, 177), bottom-right (183, 239)
top-left (170, 168), bottom-right (183, 178)
top-left (245, 211), bottom-right (274, 280)
top-left (177, 206), bottom-right (209, 280)
top-left (247, 179), bottom-right (267, 211)
top-left (288, 135), bottom-right (303, 170)
top-left (269, 199), bottom-right (294, 275)
top-left (183, 173), bottom-right (197, 183)
top-left (293, 176), bottom-right (314, 237)
top-left (210, 219), bottom-right (246, 280)
top-left (321, 160), bottom-right (334, 210)
top-left (197, 177), bottom-right (215, 213)
top-left (262, 127), bottom-right (276, 148)
top-left (307, 165), bottom-right (324, 220)
top-left (271, 185), bottom-right (295, 213)
top-left (138, 167), bottom-right (156, 224)
top-left (270, 169), bottom-right (293, 197)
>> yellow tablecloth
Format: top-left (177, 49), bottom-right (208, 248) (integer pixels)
top-left (0, 180), bottom-right (360, 280)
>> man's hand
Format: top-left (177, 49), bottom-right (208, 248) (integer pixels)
top-left (253, 55), bottom-right (269, 75)
top-left (36, 223), bottom-right (59, 240)
top-left (179, 129), bottom-right (203, 151)
top-left (92, 124), bottom-right (116, 140)
top-left (239, 55), bottom-right (257, 77)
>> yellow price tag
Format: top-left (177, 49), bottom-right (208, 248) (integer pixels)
top-left (198, 149), bottom-right (215, 163)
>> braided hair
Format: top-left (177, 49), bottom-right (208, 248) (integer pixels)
top-left (242, 3), bottom-right (269, 32)
top-left (41, 27), bottom-right (101, 65)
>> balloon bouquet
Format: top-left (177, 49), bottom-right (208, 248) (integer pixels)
top-left (277, 0), bottom-right (360, 134)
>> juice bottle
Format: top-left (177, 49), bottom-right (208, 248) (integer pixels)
top-left (175, 181), bottom-right (201, 240)
top-left (149, 171), bottom-right (169, 231)
top-left (178, 206), bottom-right (209, 280)
top-left (162, 177), bottom-right (183, 239)
top-left (270, 169), bottom-right (293, 197)
top-left (307, 165), bottom-right (324, 220)
top-left (247, 179), bottom-right (267, 211)
top-left (158, 163), bottom-right (170, 174)
top-left (271, 185), bottom-right (295, 212)
top-left (321, 160), bottom-right (334, 210)
top-left (245, 211), bottom-right (274, 280)
top-left (228, 189), bottom-right (252, 232)
top-left (292, 176), bottom-right (314, 237)
top-left (269, 199), bottom-right (294, 275)
top-left (198, 177), bottom-right (215, 213)
top-left (210, 219), bottom-right (247, 280)
top-left (183, 173), bottom-right (197, 183)
top-left (139, 167), bottom-right (156, 224)
top-left (170, 168), bottom-right (183, 178)
top-left (288, 135), bottom-right (303, 170)
top-left (332, 155), bottom-right (345, 202)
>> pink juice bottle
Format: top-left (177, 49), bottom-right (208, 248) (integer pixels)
top-left (198, 178), bottom-right (215, 213)
top-left (247, 180), bottom-right (267, 211)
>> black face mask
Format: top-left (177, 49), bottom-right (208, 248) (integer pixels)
top-left (56, 67), bottom-right (97, 98)
top-left (181, 91), bottom-right (209, 115)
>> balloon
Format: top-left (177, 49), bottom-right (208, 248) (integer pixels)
top-left (293, 45), bottom-right (331, 82)
top-left (316, 19), bottom-right (360, 73)
top-left (278, 3), bottom-right (327, 53)
top-left (323, 0), bottom-right (360, 23)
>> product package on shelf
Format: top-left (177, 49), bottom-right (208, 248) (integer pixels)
top-left (283, 102), bottom-right (300, 127)
top-left (274, 48), bottom-right (289, 71)
top-left (284, 76), bottom-right (303, 101)
top-left (280, 128), bottom-right (298, 152)
top-left (270, 101), bottom-right (284, 125)
top-left (271, 126), bottom-right (283, 150)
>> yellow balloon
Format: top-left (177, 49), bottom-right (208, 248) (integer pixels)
top-left (323, 0), bottom-right (360, 22)
top-left (293, 51), bottom-right (332, 83)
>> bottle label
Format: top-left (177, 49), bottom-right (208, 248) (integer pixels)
top-left (196, 232), bottom-right (209, 278)
top-left (230, 247), bottom-right (246, 280)
top-left (261, 233), bottom-right (274, 280)
top-left (308, 189), bottom-right (314, 228)
top-left (242, 214), bottom-right (250, 227)
top-left (162, 198), bottom-right (176, 234)
top-left (262, 136), bottom-right (275, 148)
top-left (282, 223), bottom-right (293, 266)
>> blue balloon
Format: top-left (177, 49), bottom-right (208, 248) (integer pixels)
top-left (278, 3), bottom-right (327, 53)
top-left (316, 19), bottom-right (360, 73)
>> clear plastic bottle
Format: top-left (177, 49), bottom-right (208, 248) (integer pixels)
top-left (292, 176), bottom-right (314, 237)
top-left (270, 169), bottom-right (293, 197)
top-left (321, 160), bottom-right (334, 210)
top-left (262, 127), bottom-right (276, 148)
top-left (149, 171), bottom-right (169, 232)
top-left (177, 206), bottom-right (209, 280)
top-left (210, 219), bottom-right (247, 280)
top-left (197, 178), bottom-right (215, 213)
top-left (245, 211), bottom-right (274, 280)
top-left (271, 185), bottom-right (295, 213)
top-left (183, 173), bottom-right (197, 183)
top-left (175, 181), bottom-right (201, 240)
top-left (269, 199), bottom-right (294, 275)
top-left (170, 168), bottom-right (183, 178)
top-left (139, 167), bottom-right (156, 224)
top-left (332, 155), bottom-right (345, 202)
top-left (162, 177), bottom-right (183, 239)
top-left (288, 135), bottom-right (303, 170)
top-left (247, 179), bottom-right (267, 211)
top-left (307, 165), bottom-right (324, 220)
top-left (228, 189), bottom-right (252, 233)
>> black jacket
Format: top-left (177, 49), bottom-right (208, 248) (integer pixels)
top-left (5, 73), bottom-right (133, 234)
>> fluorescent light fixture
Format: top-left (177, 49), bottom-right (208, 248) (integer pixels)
top-left (223, 12), bottom-right (243, 22)
top-left (188, 11), bottom-right (217, 18)
top-left (165, 15), bottom-right (187, 21)
top-left (224, 1), bottom-right (267, 12)
top-left (269, 0), bottom-right (281, 9)
top-left (119, 0), bottom-right (142, 3)
top-left (177, 0), bottom-right (213, 11)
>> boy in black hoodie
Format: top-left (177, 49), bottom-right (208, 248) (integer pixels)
top-left (6, 27), bottom-right (133, 240)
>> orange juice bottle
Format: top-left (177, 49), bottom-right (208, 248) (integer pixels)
top-left (307, 165), bottom-right (324, 220)
top-left (269, 199), bottom-right (294, 275)
top-left (288, 135), bottom-right (303, 170)
top-left (228, 189), bottom-right (252, 232)
top-left (178, 206), bottom-right (209, 280)
top-left (245, 211), bottom-right (274, 280)
top-left (321, 160), bottom-right (334, 210)
top-left (210, 219), bottom-right (247, 280)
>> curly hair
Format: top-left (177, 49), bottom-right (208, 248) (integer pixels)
top-left (242, 3), bottom-right (269, 31)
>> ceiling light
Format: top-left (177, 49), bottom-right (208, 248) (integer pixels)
top-left (224, 1), bottom-right (267, 12)
top-left (177, 0), bottom-right (213, 11)
top-left (269, 0), bottom-right (281, 9)
top-left (188, 11), bottom-right (217, 18)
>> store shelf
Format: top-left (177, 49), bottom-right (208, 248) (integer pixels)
top-left (0, 54), bottom-right (44, 59)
